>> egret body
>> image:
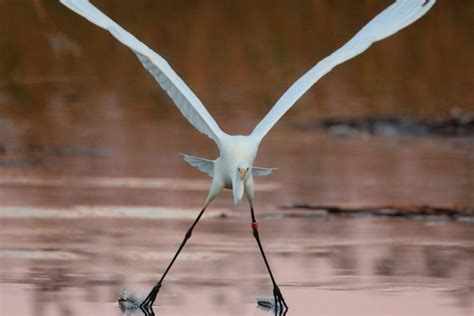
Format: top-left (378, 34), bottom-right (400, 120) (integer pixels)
top-left (60, 0), bottom-right (436, 312)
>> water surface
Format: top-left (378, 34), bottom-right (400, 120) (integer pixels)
top-left (0, 1), bottom-right (473, 315)
top-left (1, 210), bottom-right (473, 316)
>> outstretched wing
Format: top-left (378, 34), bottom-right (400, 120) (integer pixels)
top-left (251, 0), bottom-right (436, 140)
top-left (60, 0), bottom-right (225, 144)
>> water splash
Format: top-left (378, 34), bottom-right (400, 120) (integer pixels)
top-left (118, 288), bottom-right (143, 312)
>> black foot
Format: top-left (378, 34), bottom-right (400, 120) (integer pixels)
top-left (273, 286), bottom-right (288, 316)
top-left (139, 283), bottom-right (161, 315)
top-left (139, 304), bottom-right (155, 316)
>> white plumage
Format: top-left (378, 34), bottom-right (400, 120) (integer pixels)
top-left (60, 0), bottom-right (225, 144)
top-left (60, 0), bottom-right (436, 310)
top-left (59, 0), bottom-right (435, 207)
top-left (251, 0), bottom-right (436, 140)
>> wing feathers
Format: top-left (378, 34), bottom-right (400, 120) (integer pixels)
top-left (60, 0), bottom-right (225, 144)
top-left (251, 0), bottom-right (436, 140)
top-left (181, 154), bottom-right (214, 177)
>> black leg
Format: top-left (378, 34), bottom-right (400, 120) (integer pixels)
top-left (140, 206), bottom-right (207, 310)
top-left (139, 302), bottom-right (155, 316)
top-left (250, 206), bottom-right (288, 313)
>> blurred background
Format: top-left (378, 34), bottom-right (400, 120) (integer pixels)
top-left (0, 1), bottom-right (473, 316)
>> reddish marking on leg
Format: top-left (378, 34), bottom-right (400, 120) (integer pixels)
top-left (251, 222), bottom-right (259, 230)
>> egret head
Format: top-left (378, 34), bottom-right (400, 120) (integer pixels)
top-left (237, 162), bottom-right (250, 180)
top-left (231, 162), bottom-right (250, 206)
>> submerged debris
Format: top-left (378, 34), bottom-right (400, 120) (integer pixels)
top-left (280, 204), bottom-right (474, 222)
top-left (306, 109), bottom-right (474, 137)
top-left (257, 297), bottom-right (275, 310)
top-left (257, 297), bottom-right (287, 315)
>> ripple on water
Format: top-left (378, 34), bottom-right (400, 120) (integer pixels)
top-left (0, 249), bottom-right (81, 260)
top-left (0, 206), bottom-right (228, 220)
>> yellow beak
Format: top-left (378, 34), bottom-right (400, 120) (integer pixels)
top-left (239, 168), bottom-right (247, 179)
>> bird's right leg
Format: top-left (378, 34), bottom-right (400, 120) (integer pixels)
top-left (140, 203), bottom-right (210, 310)
top-left (250, 206), bottom-right (288, 314)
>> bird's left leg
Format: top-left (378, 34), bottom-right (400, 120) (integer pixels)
top-left (139, 202), bottom-right (210, 310)
top-left (140, 179), bottom-right (223, 311)
top-left (250, 205), bottom-right (288, 313)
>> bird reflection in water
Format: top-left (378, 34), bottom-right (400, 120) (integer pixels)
top-left (119, 289), bottom-right (289, 316)
top-left (118, 289), bottom-right (155, 316)
top-left (258, 297), bottom-right (289, 316)
top-left (139, 305), bottom-right (155, 316)
top-left (128, 301), bottom-right (288, 316)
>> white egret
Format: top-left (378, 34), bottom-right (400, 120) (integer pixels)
top-left (60, 0), bottom-right (436, 312)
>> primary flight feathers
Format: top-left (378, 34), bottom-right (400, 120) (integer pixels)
top-left (60, 0), bottom-right (225, 144)
top-left (60, 0), bottom-right (435, 142)
top-left (251, 0), bottom-right (435, 139)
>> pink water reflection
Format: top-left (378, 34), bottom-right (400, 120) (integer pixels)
top-left (0, 1), bottom-right (473, 315)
